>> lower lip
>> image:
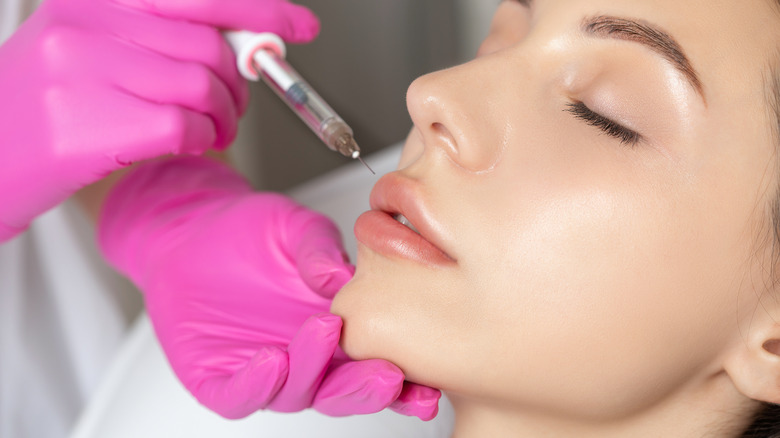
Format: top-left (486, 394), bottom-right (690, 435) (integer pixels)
top-left (354, 210), bottom-right (454, 266)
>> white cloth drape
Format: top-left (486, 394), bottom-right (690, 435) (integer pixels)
top-left (0, 200), bottom-right (143, 438)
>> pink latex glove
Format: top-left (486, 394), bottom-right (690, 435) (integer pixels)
top-left (0, 0), bottom-right (319, 242)
top-left (98, 156), bottom-right (441, 420)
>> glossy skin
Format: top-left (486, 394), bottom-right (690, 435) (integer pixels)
top-left (332, 0), bottom-right (780, 436)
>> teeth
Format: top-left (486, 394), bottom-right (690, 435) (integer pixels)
top-left (393, 214), bottom-right (420, 234)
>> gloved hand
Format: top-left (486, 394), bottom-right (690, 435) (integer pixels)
top-left (0, 0), bottom-right (319, 242)
top-left (98, 156), bottom-right (441, 420)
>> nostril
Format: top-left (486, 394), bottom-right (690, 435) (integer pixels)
top-left (431, 122), bottom-right (459, 156)
top-left (431, 122), bottom-right (448, 136)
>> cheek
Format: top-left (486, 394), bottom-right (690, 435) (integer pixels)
top-left (429, 162), bottom-right (749, 417)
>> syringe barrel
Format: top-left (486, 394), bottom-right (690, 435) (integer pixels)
top-left (253, 51), bottom-right (351, 153)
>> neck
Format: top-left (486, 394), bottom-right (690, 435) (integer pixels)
top-left (446, 375), bottom-right (758, 438)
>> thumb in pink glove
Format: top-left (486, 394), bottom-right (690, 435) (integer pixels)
top-left (0, 0), bottom-right (318, 241)
top-left (98, 156), bottom-right (440, 420)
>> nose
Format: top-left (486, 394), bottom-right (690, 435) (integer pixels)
top-left (405, 61), bottom-right (507, 173)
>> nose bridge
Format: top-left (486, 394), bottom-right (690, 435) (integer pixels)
top-left (406, 59), bottom-right (508, 173)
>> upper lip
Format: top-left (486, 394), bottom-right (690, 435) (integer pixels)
top-left (369, 171), bottom-right (455, 261)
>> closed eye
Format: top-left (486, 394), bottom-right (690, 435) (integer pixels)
top-left (566, 101), bottom-right (641, 147)
top-left (506, 0), bottom-right (533, 7)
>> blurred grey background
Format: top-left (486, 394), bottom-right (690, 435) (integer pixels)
top-left (231, 0), bottom-right (498, 190)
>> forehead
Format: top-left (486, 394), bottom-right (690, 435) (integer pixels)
top-left (668, 0), bottom-right (778, 100)
top-left (658, 0), bottom-right (780, 150)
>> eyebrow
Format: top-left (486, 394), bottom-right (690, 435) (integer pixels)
top-left (582, 15), bottom-right (705, 102)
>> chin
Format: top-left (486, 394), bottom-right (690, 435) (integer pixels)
top-left (331, 246), bottom-right (461, 387)
top-left (331, 273), bottom-right (442, 389)
top-left (330, 270), bottom-right (379, 361)
top-left (331, 265), bottom-right (416, 373)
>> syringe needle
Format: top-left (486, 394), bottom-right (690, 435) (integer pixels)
top-left (357, 156), bottom-right (375, 175)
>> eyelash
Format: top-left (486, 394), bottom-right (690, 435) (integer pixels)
top-left (565, 101), bottom-right (641, 147)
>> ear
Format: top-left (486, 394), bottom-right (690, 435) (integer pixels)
top-left (724, 320), bottom-right (780, 404)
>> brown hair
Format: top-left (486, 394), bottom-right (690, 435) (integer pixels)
top-left (743, 4), bottom-right (780, 435)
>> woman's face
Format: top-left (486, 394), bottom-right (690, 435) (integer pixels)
top-left (332, 0), bottom-right (780, 420)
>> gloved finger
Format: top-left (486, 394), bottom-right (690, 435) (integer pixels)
top-left (113, 48), bottom-right (238, 150)
top-left (312, 359), bottom-right (404, 417)
top-left (388, 382), bottom-right (442, 421)
top-left (285, 205), bottom-right (354, 299)
top-left (110, 99), bottom-right (217, 164)
top-left (266, 313), bottom-right (341, 412)
top-left (46, 26), bottom-right (221, 159)
top-left (116, 0), bottom-right (320, 43)
top-left (112, 11), bottom-right (250, 114)
top-left (192, 345), bottom-right (289, 419)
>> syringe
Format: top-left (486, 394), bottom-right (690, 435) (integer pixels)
top-left (224, 31), bottom-right (373, 173)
